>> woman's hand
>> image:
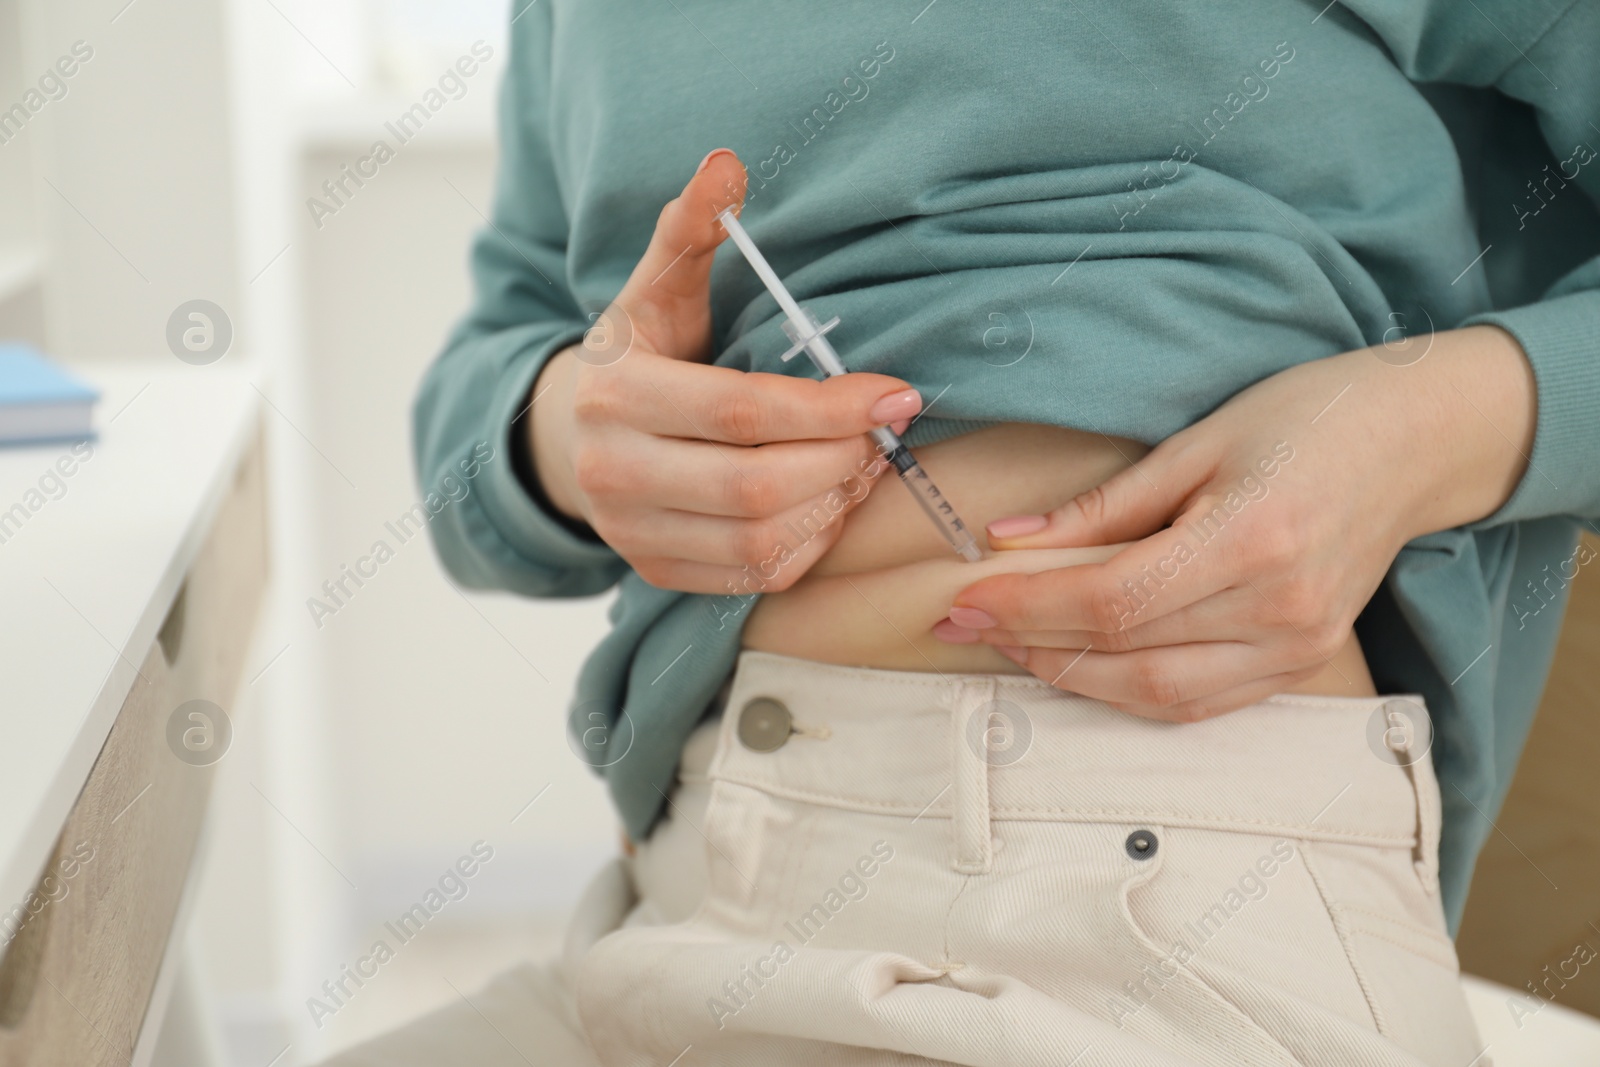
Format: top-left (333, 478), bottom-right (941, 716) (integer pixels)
top-left (529, 150), bottom-right (922, 594)
top-left (937, 326), bottom-right (1537, 721)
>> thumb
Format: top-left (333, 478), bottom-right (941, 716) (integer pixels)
top-left (606, 148), bottom-right (748, 363)
top-left (985, 443), bottom-right (1210, 550)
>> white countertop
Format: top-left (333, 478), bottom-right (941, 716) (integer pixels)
top-left (0, 361), bottom-right (261, 933)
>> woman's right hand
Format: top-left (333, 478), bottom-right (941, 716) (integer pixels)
top-left (527, 149), bottom-right (923, 594)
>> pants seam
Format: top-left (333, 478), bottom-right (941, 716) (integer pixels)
top-left (1301, 841), bottom-right (1389, 1038)
top-left (703, 772), bottom-right (1415, 844)
top-left (941, 875), bottom-right (972, 972)
top-left (951, 677), bottom-right (996, 874)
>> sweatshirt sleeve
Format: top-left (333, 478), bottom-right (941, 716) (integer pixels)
top-left (412, 6), bottom-right (628, 597)
top-left (1457, 0), bottom-right (1600, 528)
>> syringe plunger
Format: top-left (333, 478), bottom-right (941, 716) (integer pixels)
top-left (715, 206), bottom-right (983, 563)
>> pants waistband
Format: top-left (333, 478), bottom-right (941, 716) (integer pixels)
top-left (707, 651), bottom-right (1437, 864)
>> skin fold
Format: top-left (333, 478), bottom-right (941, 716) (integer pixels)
top-left (740, 423), bottom-right (1377, 696)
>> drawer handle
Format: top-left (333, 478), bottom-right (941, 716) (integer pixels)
top-left (158, 580), bottom-right (187, 665)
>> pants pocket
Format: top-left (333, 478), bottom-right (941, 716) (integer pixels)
top-left (1301, 839), bottom-right (1489, 1067)
top-left (1121, 825), bottom-right (1471, 1066)
top-left (1115, 827), bottom-right (1321, 1067)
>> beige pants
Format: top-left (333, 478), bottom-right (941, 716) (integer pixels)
top-left (319, 651), bottom-right (1486, 1067)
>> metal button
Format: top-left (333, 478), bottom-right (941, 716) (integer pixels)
top-left (1125, 830), bottom-right (1158, 860)
top-left (737, 697), bottom-right (793, 752)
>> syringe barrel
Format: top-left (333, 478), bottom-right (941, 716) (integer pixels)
top-left (718, 205), bottom-right (982, 563)
top-left (870, 428), bottom-right (918, 474)
top-left (893, 455), bottom-right (983, 561)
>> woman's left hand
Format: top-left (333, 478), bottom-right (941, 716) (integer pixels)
top-left (937, 326), bottom-right (1537, 722)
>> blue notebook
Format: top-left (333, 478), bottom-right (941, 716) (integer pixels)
top-left (0, 344), bottom-right (99, 446)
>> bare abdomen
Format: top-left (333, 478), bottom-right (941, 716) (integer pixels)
top-left (740, 423), bottom-right (1374, 696)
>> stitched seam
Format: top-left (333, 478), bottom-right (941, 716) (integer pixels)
top-left (1345, 925), bottom-right (1459, 971)
top-left (1398, 752), bottom-right (1441, 895)
top-left (1338, 902), bottom-right (1452, 942)
top-left (1261, 692), bottom-right (1426, 710)
top-left (1303, 843), bottom-right (1389, 1037)
top-left (999, 813), bottom-right (1412, 846)
top-left (952, 677), bottom-right (996, 874)
top-left (941, 875), bottom-right (971, 970)
top-left (707, 773), bottom-right (1415, 844)
top-left (1336, 905), bottom-right (1459, 969)
top-left (1119, 839), bottom-right (1301, 1064)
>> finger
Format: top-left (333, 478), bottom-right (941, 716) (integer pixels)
top-left (598, 433), bottom-right (887, 518)
top-left (602, 356), bottom-right (921, 445)
top-left (609, 149), bottom-right (750, 361)
top-left (954, 515), bottom-right (1234, 634)
top-left (998, 641), bottom-right (1287, 712)
top-left (1106, 667), bottom-right (1323, 724)
top-left (625, 501), bottom-right (852, 594)
top-left (603, 484), bottom-right (866, 570)
top-left (931, 618), bottom-right (985, 644)
top-left (626, 556), bottom-right (766, 596)
top-left (985, 438), bottom-right (1213, 550)
top-left (953, 586), bottom-right (1267, 653)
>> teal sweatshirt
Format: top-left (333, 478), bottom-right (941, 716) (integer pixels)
top-left (415, 0), bottom-right (1600, 931)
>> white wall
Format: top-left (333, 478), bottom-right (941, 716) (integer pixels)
top-left (6, 0), bottom-right (620, 1062)
top-left (294, 136), bottom-right (617, 905)
top-left (15, 0), bottom-right (239, 359)
top-left (202, 4), bottom-right (621, 1063)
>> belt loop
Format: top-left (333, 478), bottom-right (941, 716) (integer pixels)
top-left (1383, 697), bottom-right (1442, 895)
top-left (1405, 756), bottom-right (1442, 895)
top-left (951, 678), bottom-right (998, 874)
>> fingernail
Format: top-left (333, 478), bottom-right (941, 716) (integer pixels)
top-left (948, 606), bottom-right (997, 629)
top-left (697, 148), bottom-right (733, 174)
top-left (987, 514), bottom-right (1048, 540)
top-left (890, 418), bottom-right (910, 434)
top-left (869, 389), bottom-right (922, 424)
top-left (932, 619), bottom-right (980, 644)
top-left (995, 645), bottom-right (1027, 664)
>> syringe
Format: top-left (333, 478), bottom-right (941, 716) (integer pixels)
top-left (715, 207), bottom-right (983, 563)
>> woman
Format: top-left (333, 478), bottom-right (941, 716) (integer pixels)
top-left (326, 0), bottom-right (1599, 1063)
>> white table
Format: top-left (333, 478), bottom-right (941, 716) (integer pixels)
top-left (1464, 974), bottom-right (1600, 1065)
top-left (0, 363), bottom-right (267, 1066)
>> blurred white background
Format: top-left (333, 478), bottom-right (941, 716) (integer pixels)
top-left (1, 0), bottom-right (618, 1062)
